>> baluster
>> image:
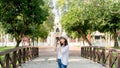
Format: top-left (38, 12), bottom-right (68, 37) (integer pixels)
top-left (37, 47), bottom-right (39, 57)
top-left (90, 47), bottom-right (92, 60)
top-left (108, 50), bottom-right (112, 68)
top-left (118, 52), bottom-right (120, 68)
top-left (86, 47), bottom-right (88, 58)
top-left (0, 57), bottom-right (5, 68)
top-left (6, 54), bottom-right (10, 68)
top-left (93, 47), bottom-right (96, 62)
top-left (81, 47), bottom-right (83, 57)
top-left (102, 48), bottom-right (105, 65)
top-left (97, 48), bottom-right (100, 63)
top-left (84, 47), bottom-right (86, 58)
top-left (23, 48), bottom-right (26, 63)
top-left (13, 51), bottom-right (17, 68)
top-left (18, 49), bottom-right (22, 65)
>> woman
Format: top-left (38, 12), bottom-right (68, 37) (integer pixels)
top-left (56, 37), bottom-right (69, 68)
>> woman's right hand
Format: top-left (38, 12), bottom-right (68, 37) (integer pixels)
top-left (57, 41), bottom-right (60, 44)
top-left (57, 41), bottom-right (60, 47)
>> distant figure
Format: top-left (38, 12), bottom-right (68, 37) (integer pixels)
top-left (56, 37), bottom-right (69, 68)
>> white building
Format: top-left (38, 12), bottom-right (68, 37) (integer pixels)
top-left (47, 15), bottom-right (63, 46)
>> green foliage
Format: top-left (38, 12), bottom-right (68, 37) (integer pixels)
top-left (34, 20), bottom-right (54, 39)
top-left (94, 0), bottom-right (120, 47)
top-left (58, 0), bottom-right (120, 47)
top-left (0, 0), bottom-right (49, 47)
top-left (0, 23), bottom-right (5, 34)
top-left (39, 23), bottom-right (49, 39)
top-left (93, 0), bottom-right (120, 33)
top-left (61, 4), bottom-right (92, 36)
top-left (69, 31), bottom-right (80, 39)
top-left (60, 2), bottom-right (93, 45)
top-left (33, 0), bottom-right (54, 39)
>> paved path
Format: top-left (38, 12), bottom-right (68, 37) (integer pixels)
top-left (21, 46), bottom-right (105, 68)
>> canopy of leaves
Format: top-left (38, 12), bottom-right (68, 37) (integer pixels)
top-left (61, 5), bottom-right (93, 36)
top-left (0, 0), bottom-right (48, 35)
top-left (31, 0), bottom-right (54, 39)
top-left (0, 0), bottom-right (49, 47)
top-left (59, 0), bottom-right (120, 47)
top-left (60, 0), bottom-right (120, 35)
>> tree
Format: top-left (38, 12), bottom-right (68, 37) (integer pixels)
top-left (61, 5), bottom-right (93, 46)
top-left (33, 19), bottom-right (54, 45)
top-left (85, 0), bottom-right (120, 47)
top-left (97, 0), bottom-right (120, 47)
top-left (59, 0), bottom-right (120, 47)
top-left (110, 2), bottom-right (120, 47)
top-left (31, 0), bottom-right (54, 45)
top-left (0, 0), bottom-right (48, 47)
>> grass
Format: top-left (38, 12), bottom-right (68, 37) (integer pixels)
top-left (113, 47), bottom-right (120, 50)
top-left (0, 46), bottom-right (15, 52)
top-left (0, 46), bottom-right (15, 68)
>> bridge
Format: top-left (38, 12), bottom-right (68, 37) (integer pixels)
top-left (0, 46), bottom-right (120, 68)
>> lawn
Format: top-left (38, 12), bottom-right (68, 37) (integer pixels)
top-left (0, 46), bottom-right (16, 68)
top-left (0, 46), bottom-right (15, 52)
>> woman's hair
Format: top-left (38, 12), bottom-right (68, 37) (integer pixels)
top-left (60, 37), bottom-right (68, 46)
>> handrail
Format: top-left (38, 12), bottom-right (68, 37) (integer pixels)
top-left (0, 46), bottom-right (39, 68)
top-left (81, 46), bottom-right (120, 68)
top-left (0, 47), bottom-right (23, 56)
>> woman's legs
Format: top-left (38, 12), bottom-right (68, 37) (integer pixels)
top-left (61, 63), bottom-right (67, 68)
top-left (57, 59), bottom-right (62, 68)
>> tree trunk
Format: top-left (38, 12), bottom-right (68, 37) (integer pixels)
top-left (83, 39), bottom-right (85, 46)
top-left (85, 35), bottom-right (92, 46)
top-left (16, 40), bottom-right (21, 47)
top-left (77, 29), bottom-right (92, 46)
top-left (15, 35), bottom-right (22, 47)
top-left (37, 37), bottom-right (39, 46)
top-left (113, 29), bottom-right (119, 48)
top-left (32, 37), bottom-right (34, 46)
top-left (42, 38), bottom-right (45, 46)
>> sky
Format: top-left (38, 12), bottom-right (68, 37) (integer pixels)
top-left (52, 0), bottom-right (60, 24)
top-left (52, 0), bottom-right (56, 7)
top-left (52, 0), bottom-right (57, 16)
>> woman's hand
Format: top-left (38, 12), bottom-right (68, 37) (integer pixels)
top-left (57, 41), bottom-right (61, 47)
top-left (55, 41), bottom-right (60, 51)
top-left (56, 41), bottom-right (62, 54)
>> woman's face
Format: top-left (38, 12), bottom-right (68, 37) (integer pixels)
top-left (60, 38), bottom-right (65, 44)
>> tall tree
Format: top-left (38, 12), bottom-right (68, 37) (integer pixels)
top-left (97, 0), bottom-right (120, 47)
top-left (31, 0), bottom-right (54, 45)
top-left (88, 0), bottom-right (120, 47)
top-left (60, 0), bottom-right (120, 47)
top-left (61, 5), bottom-right (93, 46)
top-left (0, 0), bottom-right (48, 47)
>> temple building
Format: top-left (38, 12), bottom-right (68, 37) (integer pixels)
top-left (47, 15), bottom-right (66, 46)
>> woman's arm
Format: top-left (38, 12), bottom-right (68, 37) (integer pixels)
top-left (55, 41), bottom-right (60, 51)
top-left (61, 46), bottom-right (69, 54)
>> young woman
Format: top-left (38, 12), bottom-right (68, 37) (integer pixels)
top-left (56, 37), bottom-right (69, 68)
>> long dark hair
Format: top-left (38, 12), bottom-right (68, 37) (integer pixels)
top-left (60, 37), bottom-right (68, 46)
